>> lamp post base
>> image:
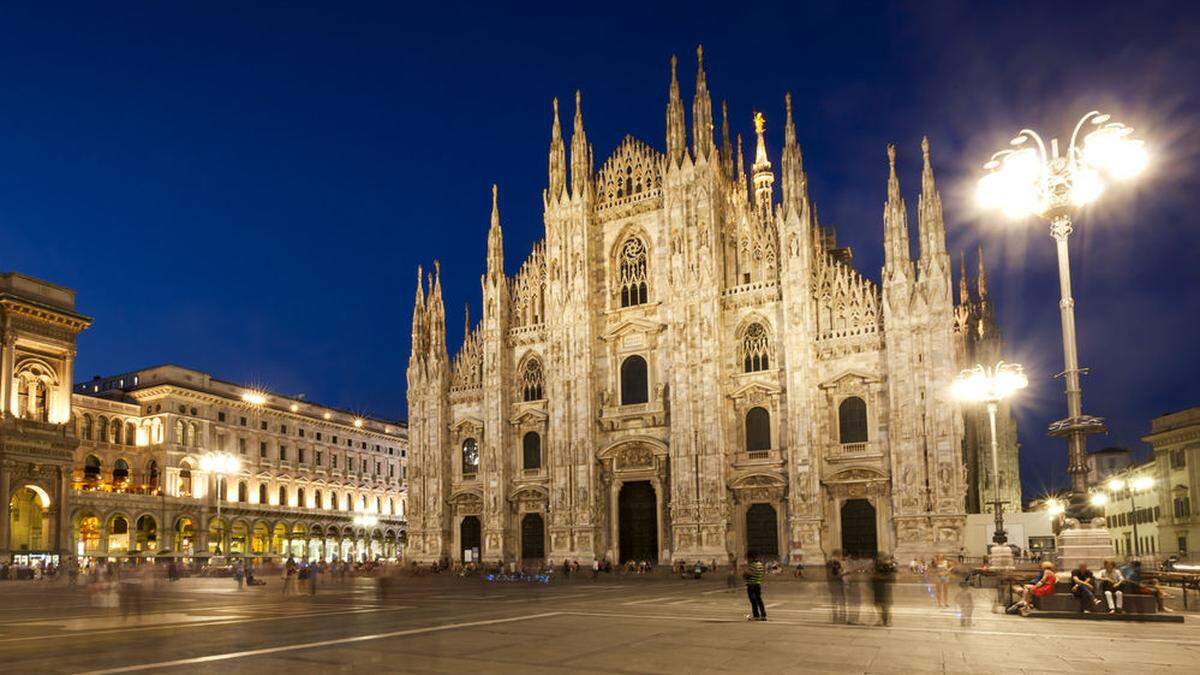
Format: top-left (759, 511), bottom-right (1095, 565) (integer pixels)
top-left (988, 543), bottom-right (1015, 571)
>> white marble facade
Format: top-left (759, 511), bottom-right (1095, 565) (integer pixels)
top-left (405, 49), bottom-right (1018, 566)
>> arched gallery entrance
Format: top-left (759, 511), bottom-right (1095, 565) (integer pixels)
top-left (9, 486), bottom-right (49, 551)
top-left (520, 513), bottom-right (545, 561)
top-left (460, 516), bottom-right (481, 562)
top-left (618, 481), bottom-right (657, 563)
top-left (840, 498), bottom-right (878, 558)
top-left (745, 503), bottom-right (779, 560)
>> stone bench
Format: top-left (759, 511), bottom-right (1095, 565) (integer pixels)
top-left (1033, 582), bottom-right (1158, 614)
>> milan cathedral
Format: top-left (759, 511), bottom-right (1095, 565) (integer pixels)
top-left (405, 48), bottom-right (1019, 566)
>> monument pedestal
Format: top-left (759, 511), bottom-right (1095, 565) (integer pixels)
top-left (988, 543), bottom-right (1015, 570)
top-left (1057, 517), bottom-right (1115, 571)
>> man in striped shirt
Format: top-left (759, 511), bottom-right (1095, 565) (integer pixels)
top-left (745, 553), bottom-right (767, 621)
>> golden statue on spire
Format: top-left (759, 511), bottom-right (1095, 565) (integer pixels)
top-left (753, 111), bottom-right (765, 135)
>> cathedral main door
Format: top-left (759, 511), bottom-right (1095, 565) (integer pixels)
top-left (745, 503), bottom-right (779, 560)
top-left (460, 516), bottom-right (481, 562)
top-left (520, 513), bottom-right (545, 561)
top-left (618, 481), bottom-right (658, 563)
top-left (840, 499), bottom-right (878, 558)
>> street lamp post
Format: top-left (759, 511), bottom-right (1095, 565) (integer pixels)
top-left (976, 112), bottom-right (1147, 496)
top-left (953, 361), bottom-right (1029, 567)
top-left (200, 451), bottom-right (242, 555)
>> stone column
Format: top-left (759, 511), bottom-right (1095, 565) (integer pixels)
top-left (58, 466), bottom-right (70, 554)
top-left (652, 477), bottom-right (664, 563)
top-left (609, 479), bottom-right (621, 563)
top-left (0, 462), bottom-right (10, 558)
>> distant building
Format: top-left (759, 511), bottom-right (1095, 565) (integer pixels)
top-left (0, 270), bottom-right (409, 565)
top-left (72, 365), bottom-right (408, 561)
top-left (1099, 459), bottom-right (1161, 559)
top-left (1144, 407), bottom-right (1200, 558)
top-left (1087, 446), bottom-right (1133, 486)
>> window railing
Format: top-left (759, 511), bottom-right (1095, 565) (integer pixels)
top-left (830, 442), bottom-right (870, 457)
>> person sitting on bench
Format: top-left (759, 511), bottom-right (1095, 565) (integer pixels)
top-left (1122, 560), bottom-right (1174, 612)
top-left (1009, 561), bottom-right (1056, 616)
top-left (1097, 560), bottom-right (1124, 614)
top-left (1071, 562), bottom-right (1103, 612)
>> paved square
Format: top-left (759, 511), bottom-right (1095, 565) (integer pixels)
top-left (0, 576), bottom-right (1196, 673)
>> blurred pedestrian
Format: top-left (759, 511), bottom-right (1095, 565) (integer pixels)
top-left (932, 553), bottom-right (952, 608)
top-left (844, 554), bottom-right (862, 625)
top-left (871, 553), bottom-right (896, 627)
top-left (956, 576), bottom-right (975, 626)
top-left (826, 549), bottom-right (847, 624)
top-left (235, 560), bottom-right (245, 590)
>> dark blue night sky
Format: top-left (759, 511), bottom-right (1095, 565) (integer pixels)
top-left (1, 2), bottom-right (1197, 498)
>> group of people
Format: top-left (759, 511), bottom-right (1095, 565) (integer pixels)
top-left (1009, 559), bottom-right (1172, 616)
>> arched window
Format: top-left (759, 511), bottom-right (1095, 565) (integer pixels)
top-left (520, 358), bottom-right (544, 402)
top-left (81, 414), bottom-right (93, 440)
top-left (620, 355), bottom-right (649, 405)
top-left (297, 487), bottom-right (306, 507)
top-left (278, 485), bottom-right (287, 506)
top-left (838, 396), bottom-right (869, 444)
top-left (84, 455), bottom-right (102, 482)
top-left (179, 468), bottom-right (193, 496)
top-left (113, 458), bottom-right (130, 484)
top-left (258, 483), bottom-right (268, 504)
top-left (523, 431), bottom-right (541, 470)
top-left (315, 489), bottom-right (323, 509)
top-left (112, 419), bottom-right (123, 445)
top-left (98, 416), bottom-right (109, 441)
top-left (126, 421), bottom-right (137, 445)
top-left (745, 407), bottom-right (771, 451)
top-left (237, 481), bottom-right (248, 503)
top-left (376, 496), bottom-right (382, 512)
top-left (389, 498), bottom-right (395, 515)
top-left (617, 236), bottom-right (649, 307)
top-left (743, 323), bottom-right (770, 372)
top-left (462, 438), bottom-right (479, 475)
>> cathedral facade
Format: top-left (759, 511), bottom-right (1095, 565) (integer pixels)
top-left (405, 49), bottom-right (1019, 566)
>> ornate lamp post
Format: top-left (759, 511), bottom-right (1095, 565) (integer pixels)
top-left (953, 361), bottom-right (1028, 567)
top-left (200, 451), bottom-right (242, 555)
top-left (976, 112), bottom-right (1147, 496)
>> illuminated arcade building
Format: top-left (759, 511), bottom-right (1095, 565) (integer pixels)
top-left (70, 366), bottom-right (408, 562)
top-left (0, 270), bottom-right (409, 564)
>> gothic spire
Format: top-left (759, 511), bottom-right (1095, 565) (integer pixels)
top-left (428, 261), bottom-right (446, 353)
top-left (977, 243), bottom-right (988, 299)
top-left (751, 112), bottom-right (775, 221)
top-left (720, 100), bottom-right (733, 178)
top-left (569, 90), bottom-right (592, 199)
top-left (665, 54), bottom-right (687, 165)
top-left (691, 45), bottom-right (714, 161)
top-left (883, 144), bottom-right (912, 274)
top-left (917, 135), bottom-right (947, 261)
top-left (548, 97), bottom-right (566, 199)
top-left (487, 184), bottom-right (504, 277)
top-left (411, 265), bottom-right (426, 352)
top-left (735, 132), bottom-right (747, 195)
top-left (780, 92), bottom-right (807, 215)
top-left (463, 302), bottom-right (471, 337)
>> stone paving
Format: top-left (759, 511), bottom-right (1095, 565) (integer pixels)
top-left (0, 575), bottom-right (1196, 673)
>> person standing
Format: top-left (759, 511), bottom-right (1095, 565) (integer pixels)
top-left (234, 560), bottom-right (245, 591)
top-left (591, 558), bottom-right (599, 581)
top-left (871, 554), bottom-right (896, 627)
top-left (932, 553), bottom-right (952, 608)
top-left (744, 554), bottom-right (767, 621)
top-left (826, 550), bottom-right (847, 624)
top-left (843, 554), bottom-right (862, 625)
